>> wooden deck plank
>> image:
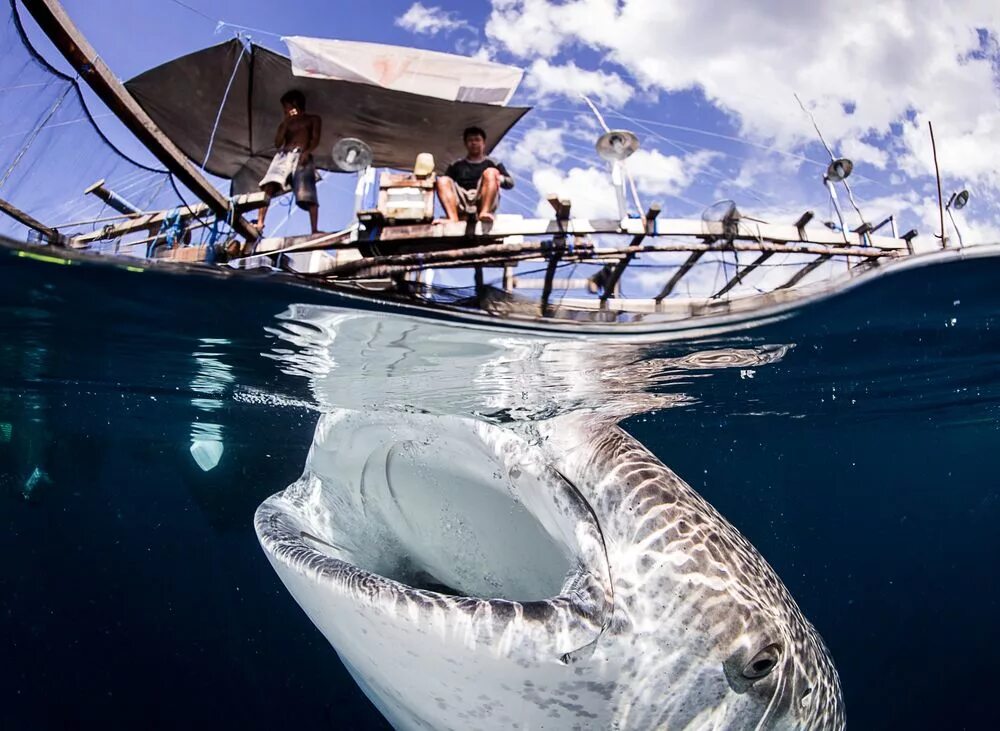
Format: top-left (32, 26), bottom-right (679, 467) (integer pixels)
top-left (372, 216), bottom-right (908, 250)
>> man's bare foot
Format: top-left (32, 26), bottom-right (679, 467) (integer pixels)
top-left (478, 212), bottom-right (495, 223)
top-left (433, 218), bottom-right (461, 225)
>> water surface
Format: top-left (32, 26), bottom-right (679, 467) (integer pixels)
top-left (1, 245), bottom-right (998, 729)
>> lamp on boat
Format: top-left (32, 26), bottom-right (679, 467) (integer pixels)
top-left (824, 158), bottom-right (853, 183)
top-left (596, 130), bottom-right (640, 221)
top-left (947, 189), bottom-right (969, 210)
top-left (332, 137), bottom-right (374, 172)
top-left (596, 130), bottom-right (640, 162)
top-left (945, 189), bottom-right (970, 248)
top-left (332, 137), bottom-right (375, 214)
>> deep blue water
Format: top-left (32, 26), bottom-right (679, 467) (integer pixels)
top-left (1, 244), bottom-right (998, 729)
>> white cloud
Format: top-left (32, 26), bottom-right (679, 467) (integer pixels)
top-left (396, 3), bottom-right (473, 35)
top-left (486, 0), bottom-right (1000, 230)
top-left (501, 124), bottom-right (568, 172)
top-left (526, 148), bottom-right (717, 218)
top-left (524, 59), bottom-right (633, 106)
top-left (532, 165), bottom-right (618, 218)
top-left (840, 138), bottom-right (890, 170)
top-left (629, 148), bottom-right (719, 199)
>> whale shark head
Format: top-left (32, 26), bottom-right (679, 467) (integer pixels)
top-left (537, 415), bottom-right (845, 730)
top-left (256, 407), bottom-right (844, 730)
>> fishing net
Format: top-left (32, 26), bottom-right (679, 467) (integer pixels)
top-left (0, 0), bottom-right (193, 253)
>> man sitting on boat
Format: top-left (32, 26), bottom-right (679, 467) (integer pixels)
top-left (256, 90), bottom-right (322, 235)
top-left (435, 126), bottom-right (514, 223)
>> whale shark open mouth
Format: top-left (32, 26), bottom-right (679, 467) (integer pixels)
top-left (255, 408), bottom-right (613, 727)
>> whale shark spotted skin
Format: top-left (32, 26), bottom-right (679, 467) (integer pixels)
top-left (255, 409), bottom-right (844, 730)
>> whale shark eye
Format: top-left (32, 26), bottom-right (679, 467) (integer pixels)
top-left (800, 686), bottom-right (813, 706)
top-left (743, 643), bottom-right (782, 679)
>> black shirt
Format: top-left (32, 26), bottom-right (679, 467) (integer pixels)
top-left (445, 158), bottom-right (514, 191)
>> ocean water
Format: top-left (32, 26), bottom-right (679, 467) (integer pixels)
top-left (1, 242), bottom-right (998, 729)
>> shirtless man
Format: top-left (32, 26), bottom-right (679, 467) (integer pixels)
top-left (257, 90), bottom-right (322, 234)
top-left (435, 126), bottom-right (514, 223)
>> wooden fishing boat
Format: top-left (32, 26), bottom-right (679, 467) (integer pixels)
top-left (1, 0), bottom-right (935, 331)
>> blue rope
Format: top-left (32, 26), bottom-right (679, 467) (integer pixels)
top-left (146, 208), bottom-right (183, 258)
top-left (200, 36), bottom-right (249, 171)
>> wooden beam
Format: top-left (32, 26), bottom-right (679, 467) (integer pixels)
top-left (84, 179), bottom-right (141, 215)
top-left (794, 210), bottom-right (814, 239)
top-left (473, 265), bottom-right (484, 297)
top-left (21, 0), bottom-right (259, 242)
top-left (712, 251), bottom-right (773, 299)
top-left (546, 195), bottom-right (571, 221)
top-left (655, 250), bottom-right (704, 302)
top-left (539, 248), bottom-right (563, 310)
top-left (502, 265), bottom-right (515, 291)
top-left (375, 216), bottom-right (908, 250)
top-left (72, 192), bottom-right (268, 244)
top-left (513, 277), bottom-right (593, 290)
top-left (778, 254), bottom-right (832, 289)
top-left (324, 239), bottom-right (591, 278)
top-left (0, 196), bottom-right (59, 241)
top-left (600, 203), bottom-right (661, 302)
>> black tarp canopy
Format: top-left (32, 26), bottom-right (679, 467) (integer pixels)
top-left (125, 40), bottom-right (530, 194)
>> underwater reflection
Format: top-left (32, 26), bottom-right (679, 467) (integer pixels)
top-left (0, 305), bottom-right (53, 502)
top-left (189, 338), bottom-right (234, 472)
top-left (262, 303), bottom-right (792, 422)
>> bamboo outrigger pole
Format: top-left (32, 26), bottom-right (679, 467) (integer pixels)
top-left (21, 0), bottom-right (259, 243)
top-left (0, 196), bottom-right (60, 241)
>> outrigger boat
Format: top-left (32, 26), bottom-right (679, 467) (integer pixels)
top-left (2, 0), bottom-right (935, 334)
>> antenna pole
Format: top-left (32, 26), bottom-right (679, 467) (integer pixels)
top-left (928, 121), bottom-right (946, 248)
top-left (824, 179), bottom-right (849, 244)
top-left (580, 95), bottom-right (611, 133)
top-left (946, 205), bottom-right (965, 248)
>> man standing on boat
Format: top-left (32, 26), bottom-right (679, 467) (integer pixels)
top-left (256, 90), bottom-right (322, 235)
top-left (436, 126), bottom-right (514, 223)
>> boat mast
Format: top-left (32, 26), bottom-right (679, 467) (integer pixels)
top-left (20, 0), bottom-right (259, 243)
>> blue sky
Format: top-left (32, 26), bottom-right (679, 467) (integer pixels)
top-left (14, 0), bottom-right (1000, 264)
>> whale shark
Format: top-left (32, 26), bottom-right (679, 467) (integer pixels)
top-left (255, 408), bottom-right (844, 730)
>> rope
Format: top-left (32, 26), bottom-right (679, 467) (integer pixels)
top-left (146, 207), bottom-right (184, 257)
top-left (201, 39), bottom-right (249, 170)
top-left (166, 0), bottom-right (284, 39)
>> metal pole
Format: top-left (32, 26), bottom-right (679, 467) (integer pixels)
top-left (825, 179), bottom-right (849, 244)
top-left (946, 206), bottom-right (964, 248)
top-left (928, 121), bottom-right (946, 248)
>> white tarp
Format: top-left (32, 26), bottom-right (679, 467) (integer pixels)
top-left (283, 36), bottom-right (523, 106)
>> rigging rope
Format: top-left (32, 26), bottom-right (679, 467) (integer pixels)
top-left (201, 38), bottom-right (249, 170)
top-left (166, 0), bottom-right (284, 40)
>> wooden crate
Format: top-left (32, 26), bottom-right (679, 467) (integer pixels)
top-left (377, 173), bottom-right (435, 223)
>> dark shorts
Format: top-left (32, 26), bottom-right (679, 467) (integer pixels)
top-left (291, 156), bottom-right (318, 209)
top-left (450, 177), bottom-right (498, 217)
